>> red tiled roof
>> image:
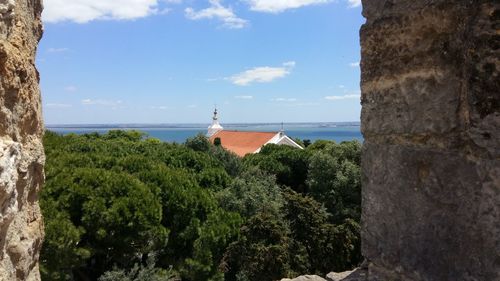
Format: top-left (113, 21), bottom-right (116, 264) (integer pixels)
top-left (210, 130), bottom-right (278, 157)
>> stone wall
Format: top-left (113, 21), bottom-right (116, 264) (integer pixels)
top-left (360, 1), bottom-right (499, 280)
top-left (0, 0), bottom-right (44, 280)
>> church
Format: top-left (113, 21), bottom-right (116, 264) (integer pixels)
top-left (206, 108), bottom-right (303, 157)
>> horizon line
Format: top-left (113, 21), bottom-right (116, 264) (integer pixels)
top-left (46, 121), bottom-right (361, 127)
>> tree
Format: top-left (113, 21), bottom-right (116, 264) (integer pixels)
top-left (183, 210), bottom-right (242, 281)
top-left (282, 189), bottom-right (361, 273)
top-left (208, 146), bottom-right (242, 177)
top-left (104, 130), bottom-right (146, 142)
top-left (198, 167), bottom-right (231, 191)
top-left (98, 257), bottom-right (178, 281)
top-left (214, 137), bottom-right (222, 146)
top-left (186, 133), bottom-right (211, 152)
top-left (303, 139), bottom-right (312, 148)
top-left (307, 141), bottom-right (362, 223)
top-left (41, 167), bottom-right (168, 280)
top-left (41, 131), bottom-right (363, 281)
top-left (222, 211), bottom-right (295, 281)
top-left (41, 131), bottom-right (242, 281)
top-left (40, 199), bottom-right (90, 281)
top-left (217, 167), bottom-right (284, 219)
top-left (243, 144), bottom-right (310, 193)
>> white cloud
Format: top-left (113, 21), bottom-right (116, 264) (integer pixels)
top-left (64, 86), bottom-right (78, 92)
top-left (235, 95), bottom-right (254, 99)
top-left (47, 47), bottom-right (69, 53)
top-left (185, 0), bottom-right (248, 29)
top-left (45, 103), bottom-right (73, 108)
top-left (245, 0), bottom-right (332, 13)
top-left (81, 99), bottom-right (123, 106)
top-left (43, 0), bottom-right (167, 23)
top-left (349, 61), bottom-right (360, 67)
top-left (324, 94), bottom-right (360, 101)
top-left (156, 8), bottom-right (172, 15)
top-left (347, 0), bottom-right (361, 8)
top-left (206, 77), bottom-right (220, 82)
top-left (229, 61), bottom-right (296, 86)
top-left (272, 98), bottom-right (298, 102)
top-left (150, 106), bottom-right (168, 110)
top-left (287, 102), bottom-right (320, 107)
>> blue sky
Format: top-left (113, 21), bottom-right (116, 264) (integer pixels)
top-left (38, 0), bottom-right (364, 124)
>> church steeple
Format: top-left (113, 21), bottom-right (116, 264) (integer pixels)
top-left (213, 107), bottom-right (219, 121)
top-left (207, 107), bottom-right (223, 137)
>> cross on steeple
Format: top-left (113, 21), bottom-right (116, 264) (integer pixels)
top-left (213, 105), bottom-right (218, 121)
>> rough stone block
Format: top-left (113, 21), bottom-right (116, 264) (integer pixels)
top-left (0, 0), bottom-right (44, 280)
top-left (362, 142), bottom-right (499, 280)
top-left (360, 1), bottom-right (499, 279)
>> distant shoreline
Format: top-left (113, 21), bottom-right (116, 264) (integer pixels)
top-left (45, 122), bottom-right (361, 130)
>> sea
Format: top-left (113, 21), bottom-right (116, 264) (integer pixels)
top-left (46, 122), bottom-right (363, 144)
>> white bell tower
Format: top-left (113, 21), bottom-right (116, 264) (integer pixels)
top-left (207, 107), bottom-right (223, 137)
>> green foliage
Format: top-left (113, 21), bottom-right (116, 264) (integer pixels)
top-left (243, 144), bottom-right (310, 193)
top-left (307, 141), bottom-right (362, 223)
top-left (222, 211), bottom-right (295, 281)
top-left (104, 130), bottom-right (146, 142)
top-left (186, 133), bottom-right (211, 152)
top-left (293, 138), bottom-right (305, 148)
top-left (302, 139), bottom-right (312, 148)
top-left (41, 131), bottom-right (241, 281)
top-left (183, 210), bottom-right (243, 281)
top-left (208, 146), bottom-right (242, 177)
top-left (98, 257), bottom-right (178, 281)
top-left (222, 189), bottom-right (361, 281)
top-left (40, 199), bottom-right (90, 281)
top-left (198, 167), bottom-right (231, 191)
top-left (306, 139), bottom-right (360, 166)
top-left (41, 166), bottom-right (168, 279)
top-left (41, 131), bottom-right (362, 281)
top-left (221, 140), bottom-right (362, 279)
top-left (217, 167), bottom-right (284, 219)
top-left (282, 189), bottom-right (361, 273)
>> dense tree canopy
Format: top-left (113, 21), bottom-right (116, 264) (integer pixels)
top-left (243, 145), bottom-right (310, 193)
top-left (41, 130), bottom-right (362, 281)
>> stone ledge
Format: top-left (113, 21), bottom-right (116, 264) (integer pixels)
top-left (280, 268), bottom-right (368, 281)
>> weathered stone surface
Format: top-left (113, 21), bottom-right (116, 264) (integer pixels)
top-left (0, 0), bottom-right (44, 280)
top-left (362, 143), bottom-right (499, 280)
top-left (326, 268), bottom-right (367, 281)
top-left (280, 275), bottom-right (327, 281)
top-left (282, 268), bottom-right (369, 281)
top-left (361, 0), bottom-right (499, 280)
